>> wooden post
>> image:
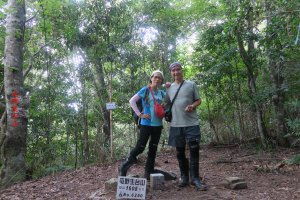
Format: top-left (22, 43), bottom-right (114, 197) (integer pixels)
top-left (110, 62), bottom-right (113, 158)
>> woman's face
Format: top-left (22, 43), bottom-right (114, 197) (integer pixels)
top-left (150, 72), bottom-right (163, 86)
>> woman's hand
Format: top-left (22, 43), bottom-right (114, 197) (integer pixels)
top-left (140, 113), bottom-right (151, 119)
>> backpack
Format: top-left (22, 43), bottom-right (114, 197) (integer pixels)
top-left (132, 88), bottom-right (149, 127)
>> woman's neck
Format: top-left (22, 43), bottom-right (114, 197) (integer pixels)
top-left (151, 85), bottom-right (158, 90)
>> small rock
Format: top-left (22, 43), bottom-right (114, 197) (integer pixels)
top-left (153, 168), bottom-right (177, 181)
top-left (230, 181), bottom-right (248, 190)
top-left (127, 174), bottom-right (140, 178)
top-left (223, 177), bottom-right (247, 190)
top-left (225, 176), bottom-right (245, 184)
top-left (104, 178), bottom-right (118, 192)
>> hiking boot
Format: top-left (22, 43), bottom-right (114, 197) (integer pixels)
top-left (176, 148), bottom-right (189, 187)
top-left (118, 156), bottom-right (136, 176)
top-left (191, 177), bottom-right (207, 191)
top-left (178, 175), bottom-right (189, 187)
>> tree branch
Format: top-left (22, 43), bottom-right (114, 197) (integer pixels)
top-left (25, 12), bottom-right (38, 23)
top-left (23, 43), bottom-right (48, 77)
top-left (0, 40), bottom-right (55, 99)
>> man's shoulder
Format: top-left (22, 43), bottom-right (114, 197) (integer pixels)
top-left (168, 80), bottom-right (194, 90)
top-left (169, 80), bottom-right (194, 86)
top-left (184, 80), bottom-right (195, 84)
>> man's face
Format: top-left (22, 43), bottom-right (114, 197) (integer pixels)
top-left (170, 65), bottom-right (183, 81)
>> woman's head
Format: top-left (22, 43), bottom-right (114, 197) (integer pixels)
top-left (150, 70), bottom-right (164, 85)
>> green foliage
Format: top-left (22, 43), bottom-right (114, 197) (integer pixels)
top-left (284, 154), bottom-right (300, 165)
top-left (285, 100), bottom-right (300, 137)
top-left (286, 118), bottom-right (300, 137)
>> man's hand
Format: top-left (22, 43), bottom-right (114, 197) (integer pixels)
top-left (185, 104), bottom-right (195, 112)
top-left (164, 82), bottom-right (172, 88)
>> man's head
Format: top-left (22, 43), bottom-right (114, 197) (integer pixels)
top-left (169, 62), bottom-right (182, 70)
top-left (169, 61), bottom-right (183, 82)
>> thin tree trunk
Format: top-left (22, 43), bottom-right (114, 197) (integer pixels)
top-left (204, 91), bottom-right (219, 142)
top-left (75, 127), bottom-right (78, 169)
top-left (228, 64), bottom-right (242, 140)
top-left (80, 67), bottom-right (89, 164)
top-left (64, 122), bottom-right (71, 165)
top-left (233, 56), bottom-right (245, 140)
top-left (96, 122), bottom-right (105, 163)
top-left (1, 0), bottom-right (28, 187)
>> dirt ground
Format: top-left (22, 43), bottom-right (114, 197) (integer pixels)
top-left (0, 144), bottom-right (299, 200)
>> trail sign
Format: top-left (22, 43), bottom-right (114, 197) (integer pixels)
top-left (106, 102), bottom-right (116, 110)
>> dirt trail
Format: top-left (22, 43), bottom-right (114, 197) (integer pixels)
top-left (0, 145), bottom-right (299, 200)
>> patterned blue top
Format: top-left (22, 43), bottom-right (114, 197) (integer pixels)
top-left (137, 86), bottom-right (165, 126)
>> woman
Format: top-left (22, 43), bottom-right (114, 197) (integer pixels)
top-left (119, 70), bottom-right (165, 179)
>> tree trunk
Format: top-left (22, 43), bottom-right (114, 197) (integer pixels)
top-left (79, 67), bottom-right (89, 164)
top-left (264, 0), bottom-right (288, 146)
top-left (92, 62), bottom-right (110, 146)
top-left (235, 4), bottom-right (266, 147)
top-left (234, 56), bottom-right (246, 140)
top-left (230, 60), bottom-right (245, 140)
top-left (0, 0), bottom-right (28, 187)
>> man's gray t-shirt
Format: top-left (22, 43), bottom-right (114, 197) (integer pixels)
top-left (166, 80), bottom-right (200, 127)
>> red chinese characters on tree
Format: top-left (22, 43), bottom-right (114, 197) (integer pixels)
top-left (10, 90), bottom-right (19, 127)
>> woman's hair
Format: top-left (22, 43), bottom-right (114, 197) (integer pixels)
top-left (150, 70), bottom-right (164, 84)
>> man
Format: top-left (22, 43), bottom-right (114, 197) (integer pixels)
top-left (166, 61), bottom-right (207, 190)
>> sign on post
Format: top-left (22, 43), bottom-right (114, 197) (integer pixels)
top-left (116, 176), bottom-right (147, 200)
top-left (106, 102), bottom-right (116, 110)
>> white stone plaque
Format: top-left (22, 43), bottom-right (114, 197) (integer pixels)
top-left (116, 176), bottom-right (147, 199)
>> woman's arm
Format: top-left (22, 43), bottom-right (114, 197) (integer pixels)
top-left (129, 94), bottom-right (142, 117)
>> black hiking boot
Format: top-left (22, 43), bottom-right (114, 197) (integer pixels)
top-left (191, 177), bottom-right (207, 191)
top-left (118, 156), bottom-right (136, 176)
top-left (178, 175), bottom-right (189, 187)
top-left (178, 157), bottom-right (189, 187)
top-left (189, 141), bottom-right (207, 191)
